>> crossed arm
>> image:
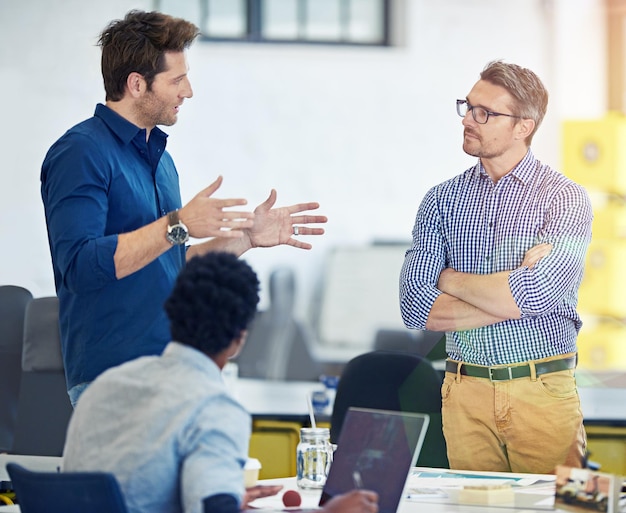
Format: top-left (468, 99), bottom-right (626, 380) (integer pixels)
top-left (425, 243), bottom-right (552, 332)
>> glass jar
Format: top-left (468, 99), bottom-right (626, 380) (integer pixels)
top-left (296, 427), bottom-right (333, 489)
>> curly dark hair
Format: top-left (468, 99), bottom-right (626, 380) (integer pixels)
top-left (98, 10), bottom-right (199, 101)
top-left (164, 252), bottom-right (260, 356)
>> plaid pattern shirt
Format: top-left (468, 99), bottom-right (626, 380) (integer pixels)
top-left (400, 150), bottom-right (593, 365)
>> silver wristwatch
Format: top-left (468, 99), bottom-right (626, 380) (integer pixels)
top-left (165, 210), bottom-right (189, 245)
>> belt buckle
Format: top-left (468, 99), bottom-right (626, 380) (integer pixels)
top-left (489, 366), bottom-right (513, 382)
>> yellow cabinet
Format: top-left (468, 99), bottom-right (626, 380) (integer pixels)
top-left (578, 240), bottom-right (626, 319)
top-left (249, 420), bottom-right (301, 479)
top-left (577, 320), bottom-right (626, 371)
top-left (563, 113), bottom-right (626, 194)
top-left (585, 425), bottom-right (626, 475)
top-left (248, 419), bottom-right (330, 479)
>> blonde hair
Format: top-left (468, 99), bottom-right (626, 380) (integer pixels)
top-left (480, 60), bottom-right (548, 145)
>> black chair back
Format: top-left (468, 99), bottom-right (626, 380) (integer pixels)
top-left (331, 350), bottom-right (448, 468)
top-left (0, 285), bottom-right (33, 452)
top-left (11, 297), bottom-right (73, 456)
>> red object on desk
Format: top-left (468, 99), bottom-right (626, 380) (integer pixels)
top-left (282, 490), bottom-right (302, 507)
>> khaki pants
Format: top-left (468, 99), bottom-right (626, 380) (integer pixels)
top-left (442, 357), bottom-right (586, 474)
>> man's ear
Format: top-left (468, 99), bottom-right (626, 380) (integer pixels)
top-left (228, 329), bottom-right (248, 360)
top-left (126, 71), bottom-right (146, 98)
top-left (515, 117), bottom-right (536, 141)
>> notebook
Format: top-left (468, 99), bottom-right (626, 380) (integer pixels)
top-left (318, 407), bottom-right (429, 513)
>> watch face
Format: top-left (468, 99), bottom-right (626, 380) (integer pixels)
top-left (167, 224), bottom-right (189, 245)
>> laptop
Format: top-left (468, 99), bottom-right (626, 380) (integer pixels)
top-left (246, 407), bottom-right (429, 513)
top-left (319, 407), bottom-right (429, 513)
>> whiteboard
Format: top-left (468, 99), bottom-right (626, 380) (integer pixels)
top-left (315, 244), bottom-right (411, 348)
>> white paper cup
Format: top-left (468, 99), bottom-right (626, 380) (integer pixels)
top-left (244, 457), bottom-right (262, 487)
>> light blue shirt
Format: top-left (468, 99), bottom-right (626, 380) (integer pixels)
top-left (400, 150), bottom-right (593, 365)
top-left (63, 342), bottom-right (250, 513)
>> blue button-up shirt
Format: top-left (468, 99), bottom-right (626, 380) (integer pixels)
top-left (400, 150), bottom-right (593, 365)
top-left (41, 104), bottom-right (186, 389)
top-left (63, 342), bottom-right (250, 513)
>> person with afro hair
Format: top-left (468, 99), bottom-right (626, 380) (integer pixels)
top-left (63, 252), bottom-right (378, 513)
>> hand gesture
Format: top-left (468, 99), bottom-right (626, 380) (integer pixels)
top-left (179, 176), bottom-right (255, 239)
top-left (244, 189), bottom-right (327, 250)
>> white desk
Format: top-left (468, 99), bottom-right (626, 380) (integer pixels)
top-left (578, 386), bottom-right (626, 423)
top-left (0, 462), bottom-right (614, 513)
top-left (234, 376), bottom-right (626, 424)
top-left (233, 377), bottom-right (326, 420)
top-left (248, 470), bottom-right (577, 513)
top-left (0, 454), bottom-right (62, 489)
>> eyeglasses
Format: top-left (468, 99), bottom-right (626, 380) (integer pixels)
top-left (456, 99), bottom-right (521, 124)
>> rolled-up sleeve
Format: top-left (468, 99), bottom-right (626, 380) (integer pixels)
top-left (42, 132), bottom-right (119, 293)
top-left (509, 184), bottom-right (592, 317)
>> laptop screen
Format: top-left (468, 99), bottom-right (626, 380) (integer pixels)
top-left (319, 407), bottom-right (429, 513)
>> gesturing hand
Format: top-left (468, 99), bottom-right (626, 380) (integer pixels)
top-left (179, 176), bottom-right (255, 239)
top-left (244, 189), bottom-right (328, 250)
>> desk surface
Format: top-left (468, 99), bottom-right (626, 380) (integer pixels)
top-left (578, 386), bottom-right (626, 423)
top-left (234, 376), bottom-right (626, 423)
top-left (247, 469), bottom-right (579, 513)
top-left (0, 459), bottom-right (616, 513)
top-left (0, 454), bottom-right (62, 489)
top-left (233, 377), bottom-right (326, 421)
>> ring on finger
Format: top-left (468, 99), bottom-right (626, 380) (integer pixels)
top-left (293, 225), bottom-right (300, 236)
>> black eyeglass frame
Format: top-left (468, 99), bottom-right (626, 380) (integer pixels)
top-left (456, 99), bottom-right (522, 124)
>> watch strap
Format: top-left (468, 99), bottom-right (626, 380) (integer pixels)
top-left (168, 210), bottom-right (180, 226)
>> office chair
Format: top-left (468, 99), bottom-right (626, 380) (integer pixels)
top-left (373, 329), bottom-right (446, 360)
top-left (6, 462), bottom-right (129, 513)
top-left (0, 285), bottom-right (33, 452)
top-left (11, 297), bottom-right (73, 456)
top-left (331, 350), bottom-right (449, 468)
top-left (234, 267), bottom-right (322, 381)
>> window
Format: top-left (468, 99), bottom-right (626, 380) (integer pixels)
top-left (154, 0), bottom-right (391, 46)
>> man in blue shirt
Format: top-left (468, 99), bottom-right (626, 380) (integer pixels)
top-left (63, 252), bottom-right (379, 513)
top-left (41, 10), bottom-right (327, 406)
top-left (400, 61), bottom-right (593, 474)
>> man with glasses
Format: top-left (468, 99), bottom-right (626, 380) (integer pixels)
top-left (400, 60), bottom-right (592, 474)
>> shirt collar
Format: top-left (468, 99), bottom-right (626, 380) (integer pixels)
top-left (507, 149), bottom-right (537, 185)
top-left (94, 103), bottom-right (169, 146)
top-left (476, 148), bottom-right (537, 185)
top-left (162, 341), bottom-right (222, 379)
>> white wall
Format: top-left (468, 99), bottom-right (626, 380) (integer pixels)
top-left (0, 0), bottom-right (605, 346)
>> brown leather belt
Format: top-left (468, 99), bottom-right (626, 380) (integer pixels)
top-left (445, 356), bottom-right (576, 382)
